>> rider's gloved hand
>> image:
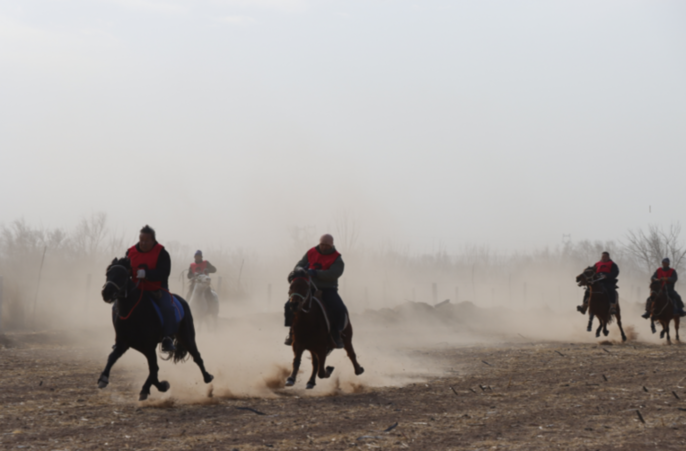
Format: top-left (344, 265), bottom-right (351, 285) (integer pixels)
top-left (307, 269), bottom-right (317, 278)
top-left (137, 269), bottom-right (146, 279)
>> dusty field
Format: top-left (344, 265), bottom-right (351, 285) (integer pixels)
top-left (3, 327), bottom-right (686, 451)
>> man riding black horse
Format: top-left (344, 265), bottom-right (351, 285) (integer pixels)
top-left (577, 251), bottom-right (619, 315)
top-left (284, 234), bottom-right (348, 349)
top-left (642, 257), bottom-right (686, 319)
top-left (126, 225), bottom-right (177, 353)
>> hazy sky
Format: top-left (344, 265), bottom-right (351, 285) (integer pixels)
top-left (2, 0), bottom-right (685, 253)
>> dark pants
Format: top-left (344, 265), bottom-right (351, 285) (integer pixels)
top-left (151, 291), bottom-right (178, 338)
top-left (583, 283), bottom-right (617, 304)
top-left (646, 288), bottom-right (684, 311)
top-left (284, 288), bottom-right (348, 333)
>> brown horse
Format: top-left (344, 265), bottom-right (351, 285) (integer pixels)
top-left (647, 279), bottom-right (680, 344)
top-left (576, 267), bottom-right (627, 342)
top-left (285, 270), bottom-right (364, 389)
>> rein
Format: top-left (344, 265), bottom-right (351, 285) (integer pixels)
top-left (290, 277), bottom-right (319, 313)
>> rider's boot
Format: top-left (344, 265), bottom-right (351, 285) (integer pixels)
top-left (642, 296), bottom-right (653, 319)
top-left (330, 329), bottom-right (344, 349)
top-left (284, 328), bottom-right (293, 346)
top-left (576, 302), bottom-right (588, 314)
top-left (161, 336), bottom-right (176, 353)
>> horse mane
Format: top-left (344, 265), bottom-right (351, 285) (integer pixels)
top-left (290, 267), bottom-right (309, 281)
top-left (106, 256), bottom-right (131, 273)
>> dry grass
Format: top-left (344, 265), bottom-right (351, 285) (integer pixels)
top-left (2, 331), bottom-right (686, 450)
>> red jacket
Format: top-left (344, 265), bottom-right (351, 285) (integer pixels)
top-left (190, 261), bottom-right (208, 274)
top-left (128, 243), bottom-right (165, 291)
top-left (307, 247), bottom-right (341, 271)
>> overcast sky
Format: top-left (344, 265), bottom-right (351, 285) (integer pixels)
top-left (1, 0), bottom-right (685, 253)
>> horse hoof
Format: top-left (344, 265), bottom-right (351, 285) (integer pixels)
top-left (97, 375), bottom-right (109, 389)
top-left (139, 392), bottom-right (149, 401)
top-left (622, 335), bottom-right (627, 342)
top-left (325, 366), bottom-right (334, 377)
top-left (603, 330), bottom-right (609, 337)
top-left (306, 382), bottom-right (315, 389)
top-left (158, 381), bottom-right (170, 392)
top-left (355, 367), bottom-right (365, 376)
top-left (587, 327), bottom-right (592, 332)
top-left (660, 331), bottom-right (666, 339)
top-left (204, 373), bottom-right (214, 384)
top-left (285, 378), bottom-right (295, 387)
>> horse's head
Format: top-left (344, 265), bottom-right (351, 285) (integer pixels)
top-left (288, 267), bottom-right (312, 312)
top-left (576, 266), bottom-right (597, 287)
top-left (193, 274), bottom-right (212, 286)
top-left (102, 257), bottom-right (132, 303)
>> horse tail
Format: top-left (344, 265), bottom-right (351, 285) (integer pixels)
top-left (172, 338), bottom-right (189, 363)
top-left (173, 295), bottom-right (193, 363)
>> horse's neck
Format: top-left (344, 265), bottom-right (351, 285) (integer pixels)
top-left (117, 285), bottom-right (143, 316)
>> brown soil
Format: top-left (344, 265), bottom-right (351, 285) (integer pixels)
top-left (2, 331), bottom-right (686, 450)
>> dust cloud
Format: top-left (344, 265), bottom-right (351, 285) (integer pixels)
top-left (0, 215), bottom-right (669, 404)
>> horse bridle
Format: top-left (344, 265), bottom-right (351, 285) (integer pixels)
top-left (103, 265), bottom-right (134, 299)
top-left (289, 277), bottom-right (319, 313)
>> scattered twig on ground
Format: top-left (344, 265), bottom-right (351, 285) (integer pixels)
top-left (673, 391), bottom-right (680, 400)
top-left (643, 386), bottom-right (649, 392)
top-left (602, 374), bottom-right (608, 382)
top-left (555, 351), bottom-right (565, 357)
top-left (383, 422), bottom-right (398, 433)
top-left (482, 360), bottom-right (492, 366)
top-left (235, 407), bottom-right (266, 415)
top-left (449, 387), bottom-right (459, 396)
top-left (469, 388), bottom-right (477, 394)
top-left (603, 348), bottom-right (611, 354)
top-left (636, 410), bottom-right (646, 424)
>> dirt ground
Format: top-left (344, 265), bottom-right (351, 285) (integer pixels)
top-left (3, 327), bottom-right (686, 451)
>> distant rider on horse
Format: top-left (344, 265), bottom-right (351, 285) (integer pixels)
top-left (641, 257), bottom-right (686, 319)
top-left (577, 251), bottom-right (619, 314)
top-left (187, 250), bottom-right (217, 278)
top-left (284, 234), bottom-right (347, 349)
top-left (126, 225), bottom-right (177, 353)
top-left (186, 250), bottom-right (217, 297)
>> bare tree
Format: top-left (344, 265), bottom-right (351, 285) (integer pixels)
top-left (71, 212), bottom-right (108, 259)
top-left (332, 211), bottom-right (360, 254)
top-left (624, 223), bottom-right (686, 275)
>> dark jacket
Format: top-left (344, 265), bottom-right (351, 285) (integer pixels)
top-left (652, 268), bottom-right (678, 287)
top-left (187, 261), bottom-right (217, 279)
top-left (126, 244), bottom-right (171, 289)
top-left (295, 246), bottom-right (344, 290)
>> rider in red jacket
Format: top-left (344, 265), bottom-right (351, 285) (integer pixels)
top-left (126, 225), bottom-right (176, 353)
top-left (284, 234), bottom-right (347, 349)
top-left (577, 251), bottom-right (619, 314)
top-left (642, 258), bottom-right (686, 318)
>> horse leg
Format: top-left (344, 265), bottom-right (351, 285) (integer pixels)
top-left (315, 347), bottom-right (334, 380)
top-left (342, 325), bottom-right (364, 376)
top-left (675, 317), bottom-right (680, 342)
top-left (286, 345), bottom-right (304, 387)
top-left (603, 319), bottom-right (609, 337)
top-left (306, 351), bottom-right (320, 389)
top-left (614, 310), bottom-right (627, 342)
top-left (595, 322), bottom-right (603, 338)
top-left (139, 347), bottom-right (168, 401)
top-left (177, 312), bottom-right (214, 384)
top-left (97, 342), bottom-right (129, 389)
top-left (665, 321), bottom-right (672, 345)
top-left (587, 314), bottom-right (594, 333)
top-left (651, 319), bottom-right (657, 334)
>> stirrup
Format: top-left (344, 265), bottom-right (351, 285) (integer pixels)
top-left (576, 305), bottom-right (587, 314)
top-left (284, 331), bottom-right (293, 346)
top-left (641, 312), bottom-right (651, 319)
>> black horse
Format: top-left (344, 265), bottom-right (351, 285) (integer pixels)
top-left (576, 267), bottom-right (627, 342)
top-left (99, 257), bottom-right (213, 400)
